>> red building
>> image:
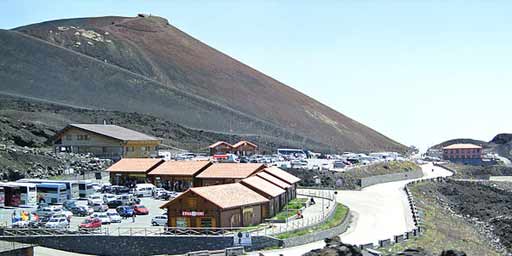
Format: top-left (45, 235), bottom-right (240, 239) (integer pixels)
top-left (442, 144), bottom-right (483, 164)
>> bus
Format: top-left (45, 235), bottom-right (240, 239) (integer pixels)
top-left (17, 179), bottom-right (79, 200)
top-left (277, 148), bottom-right (306, 159)
top-left (78, 180), bottom-right (95, 199)
top-left (2, 182), bottom-right (37, 207)
top-left (36, 183), bottom-right (67, 204)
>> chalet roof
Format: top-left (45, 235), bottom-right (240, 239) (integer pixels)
top-left (232, 140), bottom-right (258, 149)
top-left (161, 183), bottom-right (268, 210)
top-left (241, 176), bottom-right (285, 198)
top-left (196, 163), bottom-right (265, 179)
top-left (106, 158), bottom-right (164, 173)
top-left (263, 166), bottom-right (300, 184)
top-left (148, 161), bottom-right (212, 176)
top-left (61, 124), bottom-right (159, 142)
top-left (443, 144), bottom-right (482, 150)
top-left (256, 171), bottom-right (291, 189)
top-left (208, 141), bottom-right (233, 149)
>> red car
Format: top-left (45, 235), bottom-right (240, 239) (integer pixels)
top-left (132, 205), bottom-right (149, 215)
top-left (79, 218), bottom-right (102, 229)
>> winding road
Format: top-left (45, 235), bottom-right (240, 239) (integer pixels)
top-left (255, 163), bottom-right (453, 256)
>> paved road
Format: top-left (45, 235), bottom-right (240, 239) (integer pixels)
top-left (254, 163), bottom-right (453, 256)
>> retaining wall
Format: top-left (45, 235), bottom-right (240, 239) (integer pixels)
top-left (1, 235), bottom-right (281, 256)
top-left (282, 211), bottom-right (352, 248)
top-left (360, 169), bottom-right (424, 188)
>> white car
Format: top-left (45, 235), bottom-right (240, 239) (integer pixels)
top-left (151, 215), bottom-right (168, 226)
top-left (52, 212), bottom-right (72, 222)
top-left (87, 194), bottom-right (103, 205)
top-left (103, 194), bottom-right (117, 203)
top-left (91, 203), bottom-right (109, 212)
top-left (45, 217), bottom-right (69, 229)
top-left (106, 210), bottom-right (122, 223)
top-left (91, 213), bottom-right (111, 224)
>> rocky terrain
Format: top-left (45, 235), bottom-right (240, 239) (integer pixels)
top-left (444, 163), bottom-right (512, 180)
top-left (303, 237), bottom-right (466, 256)
top-left (416, 180), bottom-right (512, 254)
top-left (0, 94), bottom-right (295, 180)
top-left (286, 161), bottom-right (420, 190)
top-left (0, 14), bottom-right (405, 153)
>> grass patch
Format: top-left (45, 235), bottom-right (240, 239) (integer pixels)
top-left (275, 203), bottom-right (349, 240)
top-left (382, 182), bottom-right (501, 255)
top-left (272, 198), bottom-right (308, 221)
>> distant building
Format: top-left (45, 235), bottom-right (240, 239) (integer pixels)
top-left (442, 143), bottom-right (483, 165)
top-left (53, 124), bottom-right (161, 159)
top-left (232, 141), bottom-right (258, 156)
top-left (148, 161), bottom-right (213, 192)
top-left (208, 140), bottom-right (258, 156)
top-left (208, 141), bottom-right (233, 156)
top-left (195, 163), bottom-right (266, 186)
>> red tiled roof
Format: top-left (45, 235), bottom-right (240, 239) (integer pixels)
top-left (161, 183), bottom-right (268, 210)
top-left (208, 141), bottom-right (233, 149)
top-left (148, 161), bottom-right (212, 176)
top-left (196, 163), bottom-right (265, 179)
top-left (232, 140), bottom-right (258, 149)
top-left (241, 176), bottom-right (285, 198)
top-left (256, 171), bottom-right (291, 189)
top-left (106, 158), bottom-right (164, 173)
top-left (264, 166), bottom-right (300, 184)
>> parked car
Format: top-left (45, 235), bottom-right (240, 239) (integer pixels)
top-left (87, 194), bottom-right (103, 205)
top-left (63, 200), bottom-right (78, 210)
top-left (110, 186), bottom-right (130, 195)
top-left (106, 210), bottom-right (122, 223)
top-left (91, 203), bottom-right (109, 212)
top-left (151, 215), bottom-right (168, 226)
top-left (69, 206), bottom-right (91, 217)
top-left (116, 206), bottom-right (135, 217)
top-left (52, 212), bottom-right (72, 222)
top-left (118, 194), bottom-right (140, 205)
top-left (103, 194), bottom-right (117, 203)
top-left (132, 205), bottom-right (149, 215)
top-left (36, 206), bottom-right (62, 217)
top-left (79, 218), bottom-right (102, 230)
top-left (134, 184), bottom-right (155, 197)
top-left (45, 217), bottom-right (69, 229)
top-left (91, 213), bottom-right (111, 225)
top-left (107, 199), bottom-right (124, 209)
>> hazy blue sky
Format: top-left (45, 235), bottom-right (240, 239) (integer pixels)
top-left (1, 1), bottom-right (510, 151)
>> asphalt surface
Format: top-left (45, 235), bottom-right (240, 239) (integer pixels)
top-left (253, 163), bottom-right (453, 256)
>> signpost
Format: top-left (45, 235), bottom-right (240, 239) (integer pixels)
top-left (233, 232), bottom-right (252, 246)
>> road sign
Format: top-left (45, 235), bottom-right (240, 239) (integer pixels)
top-left (233, 232), bottom-right (252, 246)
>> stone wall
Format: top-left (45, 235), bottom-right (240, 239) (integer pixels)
top-left (2, 235), bottom-right (281, 256)
top-left (360, 169), bottom-right (423, 188)
top-left (282, 211), bottom-right (352, 248)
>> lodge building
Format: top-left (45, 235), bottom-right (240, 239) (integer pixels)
top-left (208, 140), bottom-right (258, 156)
top-left (53, 124), bottom-right (161, 160)
top-left (442, 143), bottom-right (483, 165)
top-left (147, 161), bottom-right (212, 192)
top-left (106, 158), bottom-right (164, 185)
top-left (194, 163), bottom-right (265, 186)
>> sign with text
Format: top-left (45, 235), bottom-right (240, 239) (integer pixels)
top-left (233, 232), bottom-right (252, 246)
top-left (182, 211), bottom-right (204, 217)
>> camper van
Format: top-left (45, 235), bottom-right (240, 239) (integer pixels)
top-left (134, 184), bottom-right (156, 197)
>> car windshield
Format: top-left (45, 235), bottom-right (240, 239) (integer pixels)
top-left (137, 205), bottom-right (146, 209)
top-left (83, 219), bottom-right (92, 224)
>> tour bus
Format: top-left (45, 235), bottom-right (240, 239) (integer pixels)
top-left (2, 182), bottom-right (37, 207)
top-left (17, 179), bottom-right (79, 200)
top-left (78, 180), bottom-right (95, 199)
top-left (36, 183), bottom-right (68, 204)
top-left (277, 148), bottom-right (307, 159)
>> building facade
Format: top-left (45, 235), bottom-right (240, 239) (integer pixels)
top-left (53, 124), bottom-right (160, 160)
top-left (148, 161), bottom-right (213, 192)
top-left (107, 158), bottom-right (164, 186)
top-left (162, 183), bottom-right (268, 228)
top-left (442, 143), bottom-right (483, 165)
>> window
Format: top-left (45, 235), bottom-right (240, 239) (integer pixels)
top-left (176, 217), bottom-right (188, 228)
top-left (141, 146), bottom-right (146, 152)
top-left (186, 197), bottom-right (197, 208)
top-left (66, 135), bottom-right (72, 140)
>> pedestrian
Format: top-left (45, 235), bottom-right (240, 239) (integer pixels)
top-left (132, 213), bottom-right (136, 223)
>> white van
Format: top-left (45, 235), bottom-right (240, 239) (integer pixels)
top-left (134, 184), bottom-right (156, 197)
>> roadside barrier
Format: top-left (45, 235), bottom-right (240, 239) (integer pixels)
top-left (356, 166), bottom-right (454, 251)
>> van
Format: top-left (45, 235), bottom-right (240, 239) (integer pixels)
top-left (134, 184), bottom-right (155, 197)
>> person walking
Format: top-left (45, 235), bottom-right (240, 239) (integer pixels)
top-left (132, 213), bottom-right (136, 223)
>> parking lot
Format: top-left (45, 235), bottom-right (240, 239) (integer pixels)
top-left (0, 194), bottom-right (170, 231)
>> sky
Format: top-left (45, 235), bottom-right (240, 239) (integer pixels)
top-left (1, 1), bottom-right (511, 151)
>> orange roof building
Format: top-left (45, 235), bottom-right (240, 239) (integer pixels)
top-left (106, 158), bottom-right (164, 185)
top-left (196, 163), bottom-right (265, 186)
top-left (241, 176), bottom-right (286, 217)
top-left (147, 161), bottom-right (213, 192)
top-left (161, 183), bottom-right (269, 228)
